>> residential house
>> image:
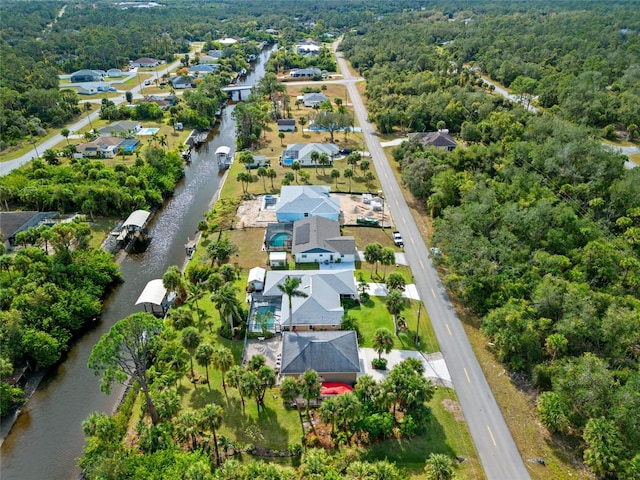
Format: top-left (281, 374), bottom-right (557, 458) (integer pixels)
top-left (291, 216), bottom-right (356, 264)
top-left (0, 211), bottom-right (59, 251)
top-left (196, 55), bottom-right (219, 64)
top-left (171, 75), bottom-right (194, 89)
top-left (277, 119), bottom-right (296, 132)
top-left (187, 64), bottom-right (220, 76)
top-left (217, 37), bottom-right (238, 45)
top-left (281, 143), bottom-right (338, 167)
top-left (106, 68), bottom-right (124, 78)
top-left (296, 44), bottom-right (321, 56)
top-left (275, 185), bottom-right (340, 223)
top-left (302, 92), bottom-right (328, 107)
top-left (75, 136), bottom-right (123, 158)
top-left (280, 331), bottom-right (361, 384)
top-left (261, 269), bottom-right (358, 330)
top-left (97, 121), bottom-right (141, 137)
top-left (131, 57), bottom-right (160, 68)
top-left (408, 130), bottom-right (457, 151)
top-left (265, 28), bottom-right (279, 35)
top-left (290, 67), bottom-right (322, 79)
top-left (206, 49), bottom-right (225, 59)
top-left (77, 82), bottom-right (111, 95)
top-left (71, 69), bottom-right (104, 82)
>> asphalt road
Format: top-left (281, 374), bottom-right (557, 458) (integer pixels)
top-left (334, 47), bottom-right (532, 480)
top-left (0, 59), bottom-right (182, 177)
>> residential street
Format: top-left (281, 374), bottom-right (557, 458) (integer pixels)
top-left (334, 45), bottom-right (532, 479)
top-left (0, 59), bottom-right (182, 177)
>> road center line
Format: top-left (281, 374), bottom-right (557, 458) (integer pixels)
top-left (431, 288), bottom-right (436, 298)
top-left (464, 367), bottom-right (471, 383)
top-left (419, 260), bottom-right (424, 269)
top-left (446, 323), bottom-right (452, 336)
top-left (487, 426), bottom-right (497, 447)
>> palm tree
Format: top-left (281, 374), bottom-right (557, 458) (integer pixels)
top-left (240, 370), bottom-right (262, 408)
top-left (346, 152), bottom-right (360, 174)
top-left (277, 276), bottom-right (308, 331)
top-left (364, 243), bottom-right (383, 277)
top-left (359, 159), bottom-right (370, 176)
top-left (278, 131), bottom-right (285, 145)
top-left (186, 282), bottom-right (205, 326)
top-left (84, 102), bottom-right (94, 130)
top-left (181, 326), bottom-right (201, 381)
top-left (163, 265), bottom-right (186, 301)
top-left (212, 345), bottom-right (234, 395)
top-left (257, 166), bottom-right (268, 192)
top-left (177, 410), bottom-right (201, 451)
top-left (372, 327), bottom-right (394, 360)
top-left (292, 161), bottom-right (301, 183)
top-left (280, 377), bottom-right (303, 432)
top-left (61, 128), bottom-right (70, 145)
top-left (364, 171), bottom-right (376, 192)
top-left (211, 282), bottom-right (243, 333)
top-left (195, 343), bottom-right (214, 389)
top-left (385, 289), bottom-right (409, 333)
top-left (267, 168), bottom-right (277, 190)
top-left (199, 403), bottom-right (224, 465)
top-left (380, 247), bottom-right (396, 280)
top-left (169, 307), bottom-right (194, 330)
top-left (256, 365), bottom-right (276, 405)
top-left (310, 150), bottom-right (320, 174)
top-left (343, 168), bottom-right (353, 193)
top-left (226, 365), bottom-right (245, 410)
top-left (298, 369), bottom-right (322, 420)
top-left (331, 168), bottom-right (340, 189)
top-left (424, 453), bottom-right (456, 480)
top-left (319, 153), bottom-right (329, 176)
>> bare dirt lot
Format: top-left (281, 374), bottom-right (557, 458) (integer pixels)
top-left (234, 193), bottom-right (391, 229)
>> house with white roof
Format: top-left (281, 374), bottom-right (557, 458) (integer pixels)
top-left (281, 143), bottom-right (338, 167)
top-left (261, 269), bottom-right (357, 331)
top-left (275, 185), bottom-right (341, 223)
top-left (302, 92), bottom-right (328, 107)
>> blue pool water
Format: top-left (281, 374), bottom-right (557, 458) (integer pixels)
top-left (269, 232), bottom-right (291, 247)
top-left (282, 158), bottom-right (294, 166)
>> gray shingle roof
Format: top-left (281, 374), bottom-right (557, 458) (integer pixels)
top-left (292, 216), bottom-right (355, 255)
top-left (276, 185), bottom-right (340, 217)
top-left (280, 331), bottom-right (360, 375)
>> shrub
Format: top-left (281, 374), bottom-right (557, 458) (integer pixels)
top-left (372, 358), bottom-right (387, 370)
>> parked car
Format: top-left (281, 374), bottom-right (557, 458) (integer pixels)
top-left (339, 148), bottom-right (353, 155)
top-left (393, 231), bottom-right (403, 247)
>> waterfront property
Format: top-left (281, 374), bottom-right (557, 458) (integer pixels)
top-left (135, 279), bottom-right (174, 317)
top-left (291, 216), bottom-right (356, 264)
top-left (275, 185), bottom-right (340, 223)
top-left (280, 142), bottom-right (338, 167)
top-left (216, 146), bottom-right (233, 170)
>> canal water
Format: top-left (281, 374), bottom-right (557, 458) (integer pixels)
top-left (0, 46), bottom-right (273, 480)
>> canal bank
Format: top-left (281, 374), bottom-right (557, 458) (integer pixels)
top-left (0, 46), bottom-right (274, 480)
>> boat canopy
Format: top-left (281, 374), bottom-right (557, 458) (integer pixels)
top-left (135, 279), bottom-right (167, 306)
top-left (122, 210), bottom-right (151, 230)
top-left (215, 146), bottom-right (231, 156)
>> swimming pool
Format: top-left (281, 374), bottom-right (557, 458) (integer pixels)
top-left (138, 127), bottom-right (160, 136)
top-left (282, 158), bottom-right (294, 166)
top-left (269, 232), bottom-right (291, 247)
top-left (251, 305), bottom-right (277, 332)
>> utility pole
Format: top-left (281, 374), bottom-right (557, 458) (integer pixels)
top-left (415, 301), bottom-right (422, 347)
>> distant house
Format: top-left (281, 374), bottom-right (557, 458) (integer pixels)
top-left (262, 269), bottom-right (358, 330)
top-left (97, 121), bottom-right (141, 137)
top-left (0, 211), bottom-right (59, 251)
top-left (141, 94), bottom-right (177, 110)
top-left (275, 185), bottom-right (341, 223)
top-left (206, 49), bottom-right (225, 59)
top-left (295, 39), bottom-right (321, 56)
top-left (290, 67), bottom-right (322, 79)
top-left (106, 68), bottom-right (124, 78)
top-left (281, 143), bottom-right (339, 167)
top-left (131, 57), bottom-right (160, 68)
top-left (77, 82), bottom-right (111, 95)
top-left (171, 75), bottom-right (194, 89)
top-left (71, 69), bottom-right (103, 82)
top-left (408, 130), bottom-right (457, 151)
top-left (277, 119), bottom-right (296, 132)
top-left (187, 64), bottom-right (220, 75)
top-left (196, 55), bottom-right (219, 64)
top-left (265, 28), bottom-right (279, 35)
top-left (292, 216), bottom-right (356, 264)
top-left (218, 37), bottom-right (238, 45)
top-left (302, 92), bottom-right (328, 107)
top-left (280, 331), bottom-right (360, 384)
top-left (75, 136), bottom-right (123, 158)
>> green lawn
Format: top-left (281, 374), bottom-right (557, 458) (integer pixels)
top-left (364, 388), bottom-right (484, 479)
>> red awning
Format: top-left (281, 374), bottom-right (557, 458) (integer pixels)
top-left (321, 382), bottom-right (353, 395)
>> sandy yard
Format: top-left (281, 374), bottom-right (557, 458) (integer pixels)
top-left (234, 193), bottom-right (392, 229)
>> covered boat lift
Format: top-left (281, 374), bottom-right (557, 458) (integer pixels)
top-left (116, 209), bottom-right (151, 250)
top-left (215, 146), bottom-right (233, 170)
top-left (135, 279), bottom-right (174, 317)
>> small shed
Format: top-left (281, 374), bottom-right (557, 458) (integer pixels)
top-left (248, 267), bottom-right (266, 292)
top-left (135, 279), bottom-right (173, 317)
top-left (269, 251), bottom-right (287, 267)
top-left (277, 119), bottom-right (296, 132)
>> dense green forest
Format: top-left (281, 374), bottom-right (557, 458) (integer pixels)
top-left (339, 2), bottom-right (640, 478)
top-left (0, 219), bottom-right (120, 414)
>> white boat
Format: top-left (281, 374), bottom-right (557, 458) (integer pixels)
top-left (215, 146), bottom-right (233, 170)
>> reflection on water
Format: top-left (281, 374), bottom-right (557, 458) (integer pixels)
top-left (0, 46), bottom-right (274, 480)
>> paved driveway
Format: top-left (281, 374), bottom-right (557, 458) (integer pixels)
top-left (359, 348), bottom-right (452, 388)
